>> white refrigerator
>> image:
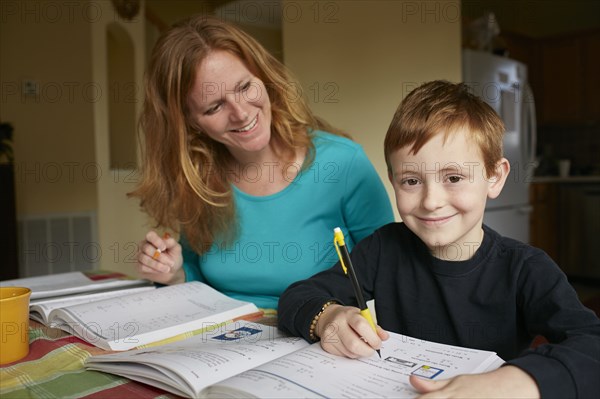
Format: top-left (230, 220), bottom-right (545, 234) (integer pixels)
top-left (462, 49), bottom-right (537, 243)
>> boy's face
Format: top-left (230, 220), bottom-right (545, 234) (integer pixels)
top-left (388, 128), bottom-right (509, 261)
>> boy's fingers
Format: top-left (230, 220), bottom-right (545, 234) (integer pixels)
top-left (324, 341), bottom-right (358, 359)
top-left (409, 374), bottom-right (448, 393)
top-left (350, 316), bottom-right (381, 349)
top-left (376, 325), bottom-right (390, 340)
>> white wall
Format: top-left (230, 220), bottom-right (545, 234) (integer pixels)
top-left (90, 0), bottom-right (150, 276)
top-left (0, 0), bottom-right (97, 215)
top-left (0, 0), bottom-right (151, 276)
top-left (282, 0), bottom-right (462, 218)
top-left (1, 0), bottom-right (462, 276)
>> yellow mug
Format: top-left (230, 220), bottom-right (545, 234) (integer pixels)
top-left (0, 287), bottom-right (31, 365)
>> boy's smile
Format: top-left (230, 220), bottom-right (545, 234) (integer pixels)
top-left (388, 128), bottom-right (509, 260)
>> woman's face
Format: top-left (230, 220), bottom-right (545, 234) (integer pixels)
top-left (187, 50), bottom-right (272, 160)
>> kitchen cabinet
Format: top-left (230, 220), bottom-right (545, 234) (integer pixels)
top-left (531, 180), bottom-right (600, 280)
top-left (558, 183), bottom-right (600, 279)
top-left (538, 36), bottom-right (582, 125)
top-left (529, 183), bottom-right (559, 262)
top-left (503, 29), bottom-right (600, 126)
top-left (582, 31), bottom-right (600, 123)
top-left (502, 32), bottom-right (539, 78)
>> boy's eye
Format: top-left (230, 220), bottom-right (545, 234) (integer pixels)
top-left (402, 178), bottom-right (420, 186)
top-left (447, 175), bottom-right (463, 183)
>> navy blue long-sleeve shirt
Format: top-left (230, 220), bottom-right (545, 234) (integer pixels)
top-left (278, 223), bottom-right (600, 398)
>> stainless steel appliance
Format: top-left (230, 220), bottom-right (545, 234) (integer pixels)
top-left (463, 49), bottom-right (537, 243)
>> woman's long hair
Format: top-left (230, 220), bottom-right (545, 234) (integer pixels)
top-left (129, 15), bottom-right (341, 253)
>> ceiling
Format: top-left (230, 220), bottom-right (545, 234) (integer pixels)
top-left (462, 0), bottom-right (600, 38)
top-left (146, 1), bottom-right (600, 38)
top-left (146, 0), bottom-right (282, 30)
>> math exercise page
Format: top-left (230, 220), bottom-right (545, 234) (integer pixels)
top-left (207, 332), bottom-right (502, 398)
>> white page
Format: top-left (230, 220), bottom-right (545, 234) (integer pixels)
top-left (481, 356), bottom-right (506, 372)
top-left (208, 333), bottom-right (504, 398)
top-left (29, 286), bottom-right (156, 324)
top-left (52, 281), bottom-right (259, 350)
top-left (1, 271), bottom-right (150, 299)
top-left (2, 272), bottom-right (92, 298)
top-left (86, 321), bottom-right (309, 398)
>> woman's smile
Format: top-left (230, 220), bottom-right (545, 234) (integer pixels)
top-left (230, 115), bottom-right (258, 134)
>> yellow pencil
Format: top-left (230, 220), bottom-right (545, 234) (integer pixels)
top-left (333, 227), bottom-right (381, 358)
top-left (152, 232), bottom-right (170, 260)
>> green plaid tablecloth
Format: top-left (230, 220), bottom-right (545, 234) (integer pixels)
top-left (0, 311), bottom-right (277, 398)
top-left (0, 320), bottom-right (180, 399)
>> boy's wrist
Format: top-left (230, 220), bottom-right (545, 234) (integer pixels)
top-left (309, 301), bottom-right (338, 341)
top-left (497, 365), bottom-right (540, 398)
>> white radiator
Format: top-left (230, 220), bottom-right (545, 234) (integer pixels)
top-left (18, 212), bottom-right (98, 277)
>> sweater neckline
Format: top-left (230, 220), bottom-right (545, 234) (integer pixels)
top-left (412, 225), bottom-right (496, 277)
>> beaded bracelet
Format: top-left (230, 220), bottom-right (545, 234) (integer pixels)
top-left (308, 301), bottom-right (337, 342)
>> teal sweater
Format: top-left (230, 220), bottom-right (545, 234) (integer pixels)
top-left (182, 131), bottom-right (394, 309)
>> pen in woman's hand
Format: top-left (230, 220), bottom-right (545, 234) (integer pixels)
top-left (152, 232), bottom-right (171, 260)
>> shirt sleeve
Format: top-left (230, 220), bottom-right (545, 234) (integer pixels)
top-left (342, 145), bottom-right (395, 245)
top-left (277, 263), bottom-right (351, 341)
top-left (506, 250), bottom-right (600, 398)
top-left (278, 232), bottom-right (380, 341)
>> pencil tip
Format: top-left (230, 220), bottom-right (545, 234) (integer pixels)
top-left (377, 349), bottom-right (381, 358)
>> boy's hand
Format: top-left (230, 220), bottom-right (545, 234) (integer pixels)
top-left (137, 230), bottom-right (185, 285)
top-left (410, 365), bottom-right (540, 398)
top-left (316, 304), bottom-right (389, 358)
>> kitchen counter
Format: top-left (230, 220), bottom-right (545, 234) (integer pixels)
top-left (532, 176), bottom-right (600, 183)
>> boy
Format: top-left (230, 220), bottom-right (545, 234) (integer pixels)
top-left (278, 80), bottom-right (600, 398)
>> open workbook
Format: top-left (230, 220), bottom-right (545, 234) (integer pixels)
top-left (0, 271), bottom-right (152, 300)
top-left (23, 280), bottom-right (259, 351)
top-left (1, 271), bottom-right (157, 326)
top-left (86, 321), bottom-right (505, 398)
top-left (28, 285), bottom-right (156, 325)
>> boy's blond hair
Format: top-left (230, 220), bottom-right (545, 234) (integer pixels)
top-left (384, 80), bottom-right (505, 178)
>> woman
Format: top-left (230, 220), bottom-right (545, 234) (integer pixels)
top-left (131, 15), bottom-right (393, 309)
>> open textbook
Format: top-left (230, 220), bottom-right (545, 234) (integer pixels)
top-left (86, 322), bottom-right (505, 398)
top-left (0, 271), bottom-right (152, 300)
top-left (29, 285), bottom-right (156, 325)
top-left (1, 271), bottom-right (158, 326)
top-left (30, 281), bottom-right (260, 351)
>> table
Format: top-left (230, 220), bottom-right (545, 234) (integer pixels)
top-left (0, 320), bottom-right (179, 398)
top-left (0, 312), bottom-right (276, 398)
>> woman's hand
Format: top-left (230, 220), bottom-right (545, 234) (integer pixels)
top-left (137, 231), bottom-right (185, 285)
top-left (410, 365), bottom-right (540, 398)
top-left (316, 304), bottom-right (389, 358)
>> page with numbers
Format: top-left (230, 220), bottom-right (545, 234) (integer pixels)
top-left (50, 281), bottom-right (259, 350)
top-left (205, 332), bottom-right (504, 398)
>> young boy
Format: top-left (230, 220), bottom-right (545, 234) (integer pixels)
top-left (278, 80), bottom-right (600, 398)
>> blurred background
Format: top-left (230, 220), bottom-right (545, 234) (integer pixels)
top-left (1, 1), bottom-right (599, 298)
